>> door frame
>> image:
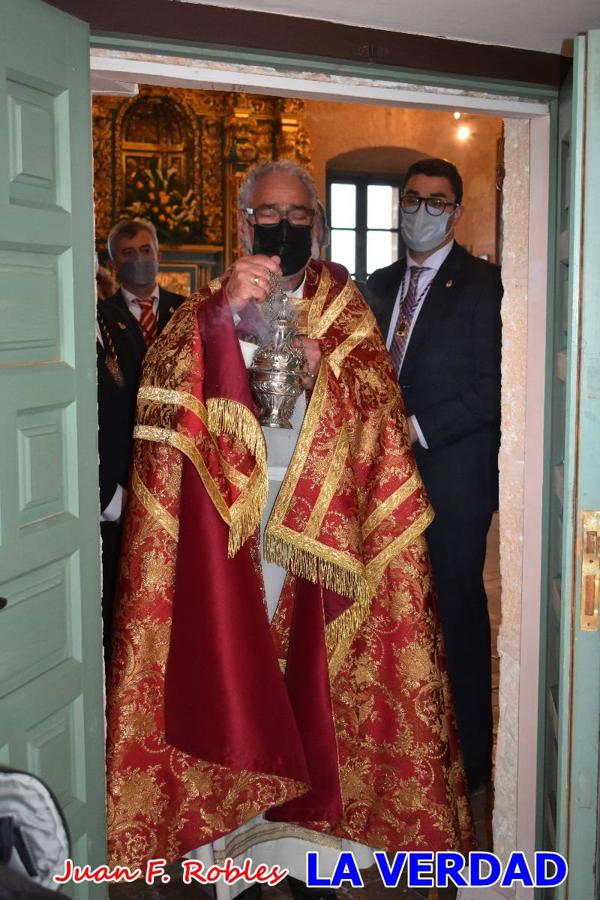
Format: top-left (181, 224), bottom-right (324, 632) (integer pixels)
top-left (89, 35), bottom-right (555, 887)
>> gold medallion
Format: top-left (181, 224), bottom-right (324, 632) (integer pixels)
top-left (445, 279), bottom-right (453, 288)
top-left (169, 305), bottom-right (175, 314)
top-left (105, 354), bottom-right (124, 387)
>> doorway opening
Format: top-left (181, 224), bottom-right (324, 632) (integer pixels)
top-left (91, 46), bottom-right (550, 877)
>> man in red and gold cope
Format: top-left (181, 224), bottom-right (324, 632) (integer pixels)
top-left (105, 161), bottom-right (474, 897)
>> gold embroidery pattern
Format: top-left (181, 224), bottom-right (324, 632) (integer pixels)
top-left (138, 385), bottom-right (207, 424)
top-left (107, 449), bottom-right (306, 868)
top-left (138, 264), bottom-right (432, 607)
top-left (265, 268), bottom-right (432, 605)
top-left (271, 540), bottom-right (474, 853)
top-left (362, 470), bottom-right (421, 540)
top-left (304, 425), bottom-right (349, 540)
top-left (327, 309), bottom-right (375, 375)
top-left (131, 463), bottom-right (179, 540)
top-left (107, 262), bottom-right (473, 868)
top-left (365, 507), bottom-right (435, 588)
top-left (134, 424), bottom-right (230, 522)
top-left (307, 266), bottom-right (333, 334)
top-left (133, 291), bottom-right (268, 556)
top-left (265, 359), bottom-right (368, 600)
top-left (214, 822), bottom-right (342, 862)
top-left (137, 385), bottom-right (249, 491)
top-left (135, 424), bottom-right (268, 557)
top-left (267, 359), bottom-right (328, 525)
top-left (310, 275), bottom-right (354, 339)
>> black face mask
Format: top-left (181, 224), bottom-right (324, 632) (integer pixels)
top-left (252, 220), bottom-right (312, 277)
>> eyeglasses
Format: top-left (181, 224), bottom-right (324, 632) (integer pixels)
top-left (244, 204), bottom-right (315, 226)
top-left (400, 194), bottom-right (459, 217)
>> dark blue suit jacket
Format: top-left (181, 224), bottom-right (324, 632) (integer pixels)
top-left (97, 286), bottom-right (186, 511)
top-left (364, 242), bottom-right (502, 518)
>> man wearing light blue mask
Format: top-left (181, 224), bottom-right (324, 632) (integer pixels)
top-left (366, 158), bottom-right (503, 837)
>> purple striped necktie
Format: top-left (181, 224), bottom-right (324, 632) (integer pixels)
top-left (389, 265), bottom-right (430, 374)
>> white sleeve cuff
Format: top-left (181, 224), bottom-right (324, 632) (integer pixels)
top-left (101, 484), bottom-right (124, 522)
top-left (411, 415), bottom-right (429, 449)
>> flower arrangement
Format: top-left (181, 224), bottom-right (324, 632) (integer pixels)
top-left (123, 165), bottom-right (202, 245)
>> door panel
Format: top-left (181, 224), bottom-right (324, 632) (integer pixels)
top-left (539, 31), bottom-right (600, 900)
top-left (0, 0), bottom-right (106, 896)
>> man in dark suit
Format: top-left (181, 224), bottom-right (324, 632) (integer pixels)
top-left (365, 158), bottom-right (502, 800)
top-left (98, 218), bottom-right (186, 661)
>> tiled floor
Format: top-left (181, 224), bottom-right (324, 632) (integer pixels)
top-left (110, 517), bottom-right (501, 900)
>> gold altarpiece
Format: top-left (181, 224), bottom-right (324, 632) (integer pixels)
top-left (93, 85), bottom-right (311, 294)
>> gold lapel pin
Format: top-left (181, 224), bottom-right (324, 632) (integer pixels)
top-left (445, 279), bottom-right (454, 288)
top-left (118, 321), bottom-right (127, 330)
top-left (169, 306), bottom-right (175, 314)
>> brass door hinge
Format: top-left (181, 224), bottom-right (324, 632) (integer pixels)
top-left (581, 511), bottom-right (600, 631)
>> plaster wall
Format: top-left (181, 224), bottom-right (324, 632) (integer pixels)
top-left (493, 116), bottom-right (530, 863)
top-left (303, 100), bottom-right (503, 261)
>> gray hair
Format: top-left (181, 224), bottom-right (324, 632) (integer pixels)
top-left (107, 218), bottom-right (159, 260)
top-left (238, 160), bottom-right (319, 211)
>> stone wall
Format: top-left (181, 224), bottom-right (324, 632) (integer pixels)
top-left (493, 117), bottom-right (530, 863)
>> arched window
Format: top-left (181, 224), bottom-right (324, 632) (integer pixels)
top-left (327, 146), bottom-right (425, 281)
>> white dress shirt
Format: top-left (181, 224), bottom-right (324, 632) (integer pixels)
top-left (120, 284), bottom-right (160, 320)
top-left (385, 241), bottom-right (454, 449)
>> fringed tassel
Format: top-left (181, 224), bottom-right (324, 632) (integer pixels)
top-left (228, 474), bottom-right (269, 558)
top-left (264, 531), bottom-right (370, 605)
top-left (325, 594), bottom-right (373, 658)
top-left (207, 398), bottom-right (268, 557)
top-left (206, 398), bottom-right (267, 466)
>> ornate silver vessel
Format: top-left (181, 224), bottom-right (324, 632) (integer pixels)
top-left (249, 281), bottom-right (305, 429)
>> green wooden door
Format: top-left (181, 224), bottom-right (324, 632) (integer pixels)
top-left (0, 0), bottom-right (106, 895)
top-left (538, 30), bottom-right (600, 900)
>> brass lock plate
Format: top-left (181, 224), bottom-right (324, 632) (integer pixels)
top-left (581, 511), bottom-right (600, 632)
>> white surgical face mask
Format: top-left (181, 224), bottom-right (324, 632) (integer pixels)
top-left (400, 205), bottom-right (453, 253)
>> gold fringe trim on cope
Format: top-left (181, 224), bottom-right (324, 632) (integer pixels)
top-left (264, 531), bottom-right (369, 605)
top-left (206, 397), bottom-right (268, 556)
top-left (206, 397), bottom-right (267, 467)
top-left (227, 470), bottom-right (269, 557)
top-left (325, 592), bottom-right (374, 678)
top-left (134, 421), bottom-right (267, 558)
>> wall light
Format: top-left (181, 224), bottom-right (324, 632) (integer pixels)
top-left (453, 111), bottom-right (462, 120)
top-left (456, 124), bottom-right (471, 141)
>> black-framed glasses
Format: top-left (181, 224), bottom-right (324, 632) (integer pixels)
top-left (400, 194), bottom-right (459, 217)
top-left (244, 204), bottom-right (315, 226)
